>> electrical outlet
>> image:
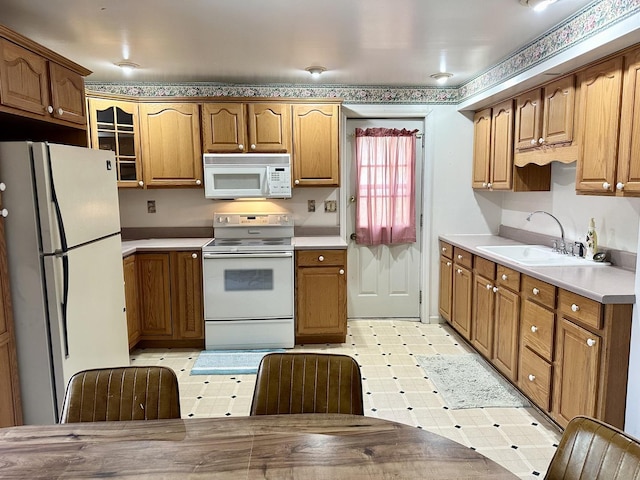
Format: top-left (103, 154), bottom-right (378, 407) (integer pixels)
top-left (324, 200), bottom-right (337, 212)
top-left (308, 200), bottom-right (316, 212)
top-left (147, 200), bottom-right (156, 213)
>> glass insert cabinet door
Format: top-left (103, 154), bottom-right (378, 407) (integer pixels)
top-left (88, 97), bottom-right (143, 188)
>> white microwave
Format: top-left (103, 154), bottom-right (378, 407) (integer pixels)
top-left (203, 153), bottom-right (292, 199)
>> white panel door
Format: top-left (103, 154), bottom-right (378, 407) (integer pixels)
top-left (346, 119), bottom-right (423, 319)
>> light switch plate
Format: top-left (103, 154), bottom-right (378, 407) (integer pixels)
top-left (308, 200), bottom-right (316, 212)
top-left (147, 200), bottom-right (156, 213)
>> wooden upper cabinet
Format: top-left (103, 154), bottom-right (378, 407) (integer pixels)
top-left (247, 103), bottom-right (291, 153)
top-left (489, 99), bottom-right (514, 190)
top-left (0, 39), bottom-right (49, 116)
top-left (542, 75), bottom-right (575, 146)
top-left (617, 46), bottom-right (640, 195)
top-left (202, 102), bottom-right (290, 153)
top-left (48, 62), bottom-right (85, 125)
top-left (514, 76), bottom-right (575, 152)
top-left (88, 97), bottom-right (143, 188)
top-left (575, 56), bottom-right (624, 194)
top-left (0, 38), bottom-right (86, 126)
top-left (472, 108), bottom-right (492, 189)
top-left (292, 103), bottom-right (339, 187)
top-left (139, 103), bottom-right (203, 187)
top-left (514, 89), bottom-right (542, 151)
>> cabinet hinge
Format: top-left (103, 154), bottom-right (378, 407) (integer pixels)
top-left (419, 290), bottom-right (422, 304)
top-left (420, 214), bottom-right (423, 228)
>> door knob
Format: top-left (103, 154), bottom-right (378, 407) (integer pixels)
top-left (350, 233), bottom-right (357, 240)
top-left (349, 195), bottom-right (356, 203)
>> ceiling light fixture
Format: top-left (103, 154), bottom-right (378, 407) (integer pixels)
top-left (430, 72), bottom-right (453, 85)
top-left (305, 66), bottom-right (326, 79)
top-left (115, 61), bottom-right (139, 73)
top-left (520, 0), bottom-right (558, 12)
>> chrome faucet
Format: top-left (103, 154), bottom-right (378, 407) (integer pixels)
top-left (526, 210), bottom-right (567, 254)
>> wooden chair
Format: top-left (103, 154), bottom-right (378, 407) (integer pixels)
top-left (60, 366), bottom-right (181, 423)
top-left (545, 416), bottom-right (640, 479)
top-left (250, 352), bottom-right (364, 416)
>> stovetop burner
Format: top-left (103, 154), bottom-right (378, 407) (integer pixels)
top-left (203, 213), bottom-right (294, 253)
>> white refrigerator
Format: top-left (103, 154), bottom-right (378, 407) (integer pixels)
top-left (0, 142), bottom-right (130, 424)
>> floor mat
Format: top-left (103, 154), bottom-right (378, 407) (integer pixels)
top-left (190, 349), bottom-right (285, 375)
top-left (416, 353), bottom-right (530, 409)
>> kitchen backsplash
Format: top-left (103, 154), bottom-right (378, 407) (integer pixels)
top-left (118, 187), bottom-right (339, 233)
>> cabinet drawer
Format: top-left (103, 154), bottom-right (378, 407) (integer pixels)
top-left (521, 299), bottom-right (555, 361)
top-left (296, 250), bottom-right (345, 267)
top-left (522, 275), bottom-right (556, 309)
top-left (496, 265), bottom-right (520, 291)
top-left (439, 241), bottom-right (453, 260)
top-left (453, 247), bottom-right (473, 269)
top-left (474, 256), bottom-right (495, 279)
top-left (518, 346), bottom-right (552, 411)
top-left (558, 289), bottom-right (602, 330)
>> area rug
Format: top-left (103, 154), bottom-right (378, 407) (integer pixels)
top-left (416, 354), bottom-right (530, 409)
top-left (190, 349), bottom-right (285, 375)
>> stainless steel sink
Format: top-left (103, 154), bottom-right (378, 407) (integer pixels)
top-left (476, 244), bottom-right (608, 267)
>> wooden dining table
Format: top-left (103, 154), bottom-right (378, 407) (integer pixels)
top-left (0, 414), bottom-right (518, 479)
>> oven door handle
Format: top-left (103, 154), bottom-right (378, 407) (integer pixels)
top-left (202, 252), bottom-right (293, 259)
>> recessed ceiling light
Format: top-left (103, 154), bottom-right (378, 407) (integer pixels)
top-left (520, 0), bottom-right (558, 12)
top-left (115, 61), bottom-right (139, 73)
top-left (430, 72), bottom-right (453, 84)
top-left (305, 66), bottom-right (326, 79)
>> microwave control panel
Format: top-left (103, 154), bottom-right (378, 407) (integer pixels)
top-left (268, 166), bottom-right (292, 195)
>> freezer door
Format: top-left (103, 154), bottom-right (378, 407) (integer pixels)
top-left (43, 233), bottom-right (130, 418)
top-left (32, 143), bottom-right (120, 252)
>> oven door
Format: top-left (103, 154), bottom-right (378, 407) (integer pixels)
top-left (202, 251), bottom-right (294, 320)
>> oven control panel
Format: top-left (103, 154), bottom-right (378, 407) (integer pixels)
top-left (214, 213), bottom-right (293, 227)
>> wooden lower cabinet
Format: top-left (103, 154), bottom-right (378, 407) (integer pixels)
top-left (440, 242), bottom-right (633, 430)
top-left (295, 250), bottom-right (347, 344)
top-left (123, 255), bottom-right (141, 349)
top-left (134, 250), bottom-right (204, 348)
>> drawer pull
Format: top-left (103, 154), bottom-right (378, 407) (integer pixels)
top-left (457, 254), bottom-right (463, 260)
top-left (587, 338), bottom-right (596, 347)
top-left (191, 253), bottom-right (198, 259)
top-left (532, 288), bottom-right (540, 295)
top-left (442, 247), bottom-right (447, 252)
top-left (318, 255), bottom-right (324, 262)
top-left (571, 303), bottom-right (580, 312)
top-left (531, 325), bottom-right (538, 333)
top-left (528, 374), bottom-right (536, 382)
top-left (339, 269), bottom-right (345, 275)
top-left (501, 274), bottom-right (508, 281)
top-left (492, 287), bottom-right (499, 293)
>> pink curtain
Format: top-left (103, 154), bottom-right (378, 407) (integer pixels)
top-left (355, 127), bottom-right (418, 246)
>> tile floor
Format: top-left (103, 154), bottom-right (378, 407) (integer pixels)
top-left (130, 319), bottom-right (562, 479)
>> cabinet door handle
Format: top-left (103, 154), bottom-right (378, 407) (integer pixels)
top-left (486, 284), bottom-right (492, 290)
top-left (571, 303), bottom-right (580, 312)
top-left (530, 139), bottom-right (537, 145)
top-left (195, 179), bottom-right (202, 185)
top-left (0, 182), bottom-right (5, 191)
top-left (138, 180), bottom-right (144, 187)
top-left (192, 253), bottom-right (198, 259)
top-left (47, 105), bottom-right (54, 113)
top-left (482, 182), bottom-right (488, 188)
top-left (528, 374), bottom-right (536, 382)
top-left (457, 254), bottom-right (463, 260)
top-left (318, 255), bottom-right (324, 262)
top-left (1, 208), bottom-right (7, 218)
top-left (487, 182), bottom-right (492, 189)
top-left (492, 287), bottom-right (498, 293)
top-left (456, 269), bottom-right (462, 274)
top-left (587, 338), bottom-right (596, 347)
top-left (532, 288), bottom-right (540, 295)
top-left (531, 325), bottom-right (538, 333)
top-left (250, 144), bottom-right (256, 150)
top-left (616, 182), bottom-right (625, 191)
top-left (339, 269), bottom-right (345, 275)
top-left (446, 261), bottom-right (451, 267)
top-left (57, 108), bottom-right (64, 116)
top-left (238, 144), bottom-right (244, 150)
top-left (603, 182), bottom-right (611, 190)
top-left (538, 137), bottom-right (545, 145)
top-left (294, 179), bottom-right (300, 185)
top-left (442, 247), bottom-right (447, 252)
top-left (501, 274), bottom-right (508, 281)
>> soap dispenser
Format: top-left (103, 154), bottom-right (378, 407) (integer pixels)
top-left (585, 218), bottom-right (598, 261)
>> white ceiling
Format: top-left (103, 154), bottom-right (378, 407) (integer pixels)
top-left (0, 0), bottom-right (596, 86)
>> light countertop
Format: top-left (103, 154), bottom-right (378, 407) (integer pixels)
top-left (121, 236), bottom-right (347, 257)
top-left (440, 234), bottom-right (635, 304)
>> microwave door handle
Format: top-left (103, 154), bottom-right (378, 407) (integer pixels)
top-left (265, 166), bottom-right (272, 196)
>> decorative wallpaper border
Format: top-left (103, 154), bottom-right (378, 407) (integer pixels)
top-left (86, 0), bottom-right (639, 105)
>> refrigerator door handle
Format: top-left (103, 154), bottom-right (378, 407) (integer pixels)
top-left (60, 253), bottom-right (70, 358)
top-left (47, 144), bottom-right (69, 252)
